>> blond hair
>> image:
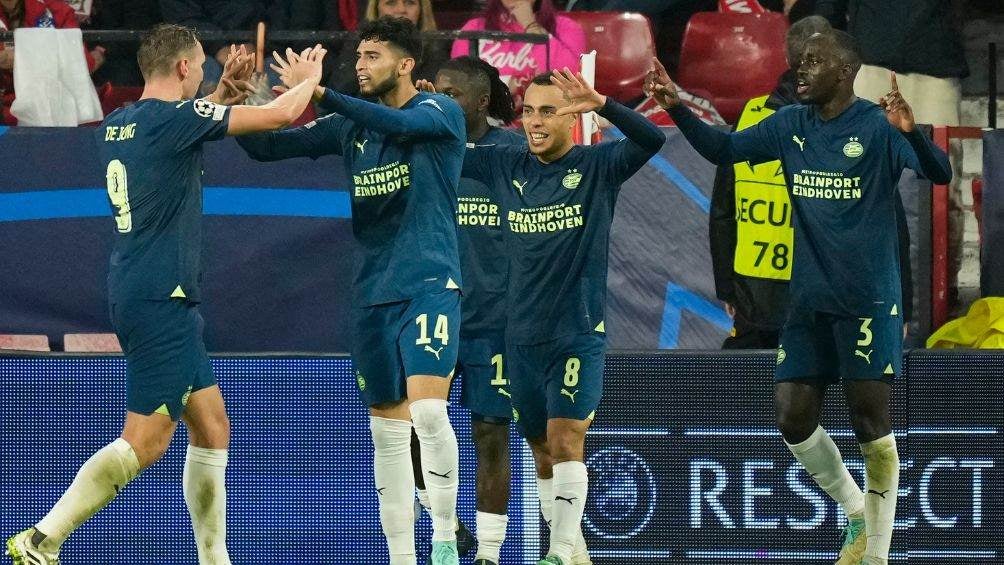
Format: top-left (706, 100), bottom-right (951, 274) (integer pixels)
top-left (365, 0), bottom-right (437, 32)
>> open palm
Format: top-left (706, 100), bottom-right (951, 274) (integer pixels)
top-left (551, 68), bottom-right (606, 116)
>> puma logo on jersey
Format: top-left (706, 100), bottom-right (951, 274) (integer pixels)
top-left (792, 135), bottom-right (805, 151)
top-left (561, 388), bottom-right (580, 403)
top-left (867, 489), bottom-right (890, 499)
top-left (424, 345), bottom-right (444, 360)
top-left (855, 349), bottom-right (873, 364)
top-left (355, 139), bottom-right (368, 153)
top-left (555, 495), bottom-right (578, 505)
top-left (512, 179), bottom-right (528, 195)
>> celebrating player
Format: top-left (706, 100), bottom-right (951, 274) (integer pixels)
top-left (647, 32), bottom-right (951, 565)
top-left (461, 69), bottom-right (665, 565)
top-left (415, 56), bottom-right (524, 565)
top-left (5, 24), bottom-right (323, 565)
top-left (236, 17), bottom-right (466, 565)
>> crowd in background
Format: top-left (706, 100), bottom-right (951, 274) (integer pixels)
top-left (0, 0), bottom-right (986, 126)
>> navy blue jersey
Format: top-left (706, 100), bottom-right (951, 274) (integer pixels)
top-left (458, 126), bottom-right (526, 337)
top-left (237, 90), bottom-right (466, 306)
top-left (673, 99), bottom-right (951, 316)
top-left (462, 99), bottom-right (664, 345)
top-left (97, 98), bottom-right (231, 303)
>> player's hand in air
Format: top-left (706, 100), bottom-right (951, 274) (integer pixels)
top-left (415, 79), bottom-right (437, 93)
top-left (211, 44), bottom-right (256, 105)
top-left (551, 68), bottom-right (606, 116)
top-left (880, 73), bottom-right (915, 133)
top-left (644, 57), bottom-right (681, 110)
top-left (271, 44), bottom-right (327, 89)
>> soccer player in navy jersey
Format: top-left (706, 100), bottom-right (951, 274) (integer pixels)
top-left (236, 17), bottom-right (466, 565)
top-left (461, 69), bottom-right (665, 565)
top-left (5, 24), bottom-right (324, 565)
top-left (417, 56), bottom-right (524, 565)
top-left (647, 31), bottom-right (951, 565)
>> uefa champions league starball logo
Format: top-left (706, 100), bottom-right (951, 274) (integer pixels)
top-left (582, 447), bottom-right (656, 539)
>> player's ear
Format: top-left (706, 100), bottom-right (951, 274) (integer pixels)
top-left (399, 56), bottom-right (416, 77)
top-left (177, 56), bottom-right (190, 81)
top-left (477, 92), bottom-right (490, 114)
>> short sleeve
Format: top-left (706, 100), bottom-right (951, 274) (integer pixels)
top-left (169, 99), bottom-right (231, 151)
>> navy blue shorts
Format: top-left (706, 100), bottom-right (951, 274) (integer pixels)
top-left (507, 331), bottom-right (606, 440)
top-left (352, 290), bottom-right (461, 407)
top-left (110, 299), bottom-right (216, 421)
top-left (776, 303), bottom-right (903, 383)
top-left (458, 332), bottom-right (511, 421)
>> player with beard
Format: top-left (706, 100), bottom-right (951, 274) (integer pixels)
top-left (647, 31), bottom-right (951, 565)
top-left (237, 17), bottom-right (466, 565)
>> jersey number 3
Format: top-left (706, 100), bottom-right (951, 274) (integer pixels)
top-left (106, 159), bottom-right (132, 233)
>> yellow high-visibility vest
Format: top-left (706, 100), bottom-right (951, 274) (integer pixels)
top-left (732, 95), bottom-right (793, 281)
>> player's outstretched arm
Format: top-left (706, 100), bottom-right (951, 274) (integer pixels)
top-left (313, 87), bottom-right (462, 139)
top-left (645, 57), bottom-right (777, 166)
top-left (226, 45), bottom-right (327, 137)
top-left (881, 73), bottom-right (952, 184)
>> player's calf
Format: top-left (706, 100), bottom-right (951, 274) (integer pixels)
top-left (472, 418), bottom-right (511, 564)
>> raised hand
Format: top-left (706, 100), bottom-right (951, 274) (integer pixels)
top-left (550, 68), bottom-right (606, 116)
top-left (643, 57), bottom-right (681, 110)
top-left (210, 44), bottom-right (256, 105)
top-left (879, 73), bottom-right (915, 132)
top-left (415, 79), bottom-right (437, 93)
top-left (271, 44), bottom-right (326, 90)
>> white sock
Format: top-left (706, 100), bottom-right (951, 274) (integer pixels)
top-left (548, 461), bottom-right (588, 562)
top-left (475, 511), bottom-right (508, 563)
top-left (184, 446), bottom-right (231, 565)
top-left (371, 416), bottom-right (416, 563)
top-left (410, 399), bottom-right (458, 543)
top-left (785, 426), bottom-right (866, 518)
top-left (862, 434), bottom-right (899, 561)
top-left (416, 488), bottom-right (431, 512)
top-left (539, 476), bottom-right (590, 562)
top-left (537, 477), bottom-right (554, 528)
top-left (35, 438), bottom-right (140, 551)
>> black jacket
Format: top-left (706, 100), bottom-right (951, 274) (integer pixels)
top-left (815, 0), bottom-right (969, 79)
top-left (709, 70), bottom-right (914, 331)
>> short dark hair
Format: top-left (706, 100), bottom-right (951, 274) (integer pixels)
top-left (439, 56), bottom-right (517, 123)
top-left (138, 24), bottom-right (200, 80)
top-left (357, 16), bottom-right (423, 61)
top-left (530, 72), bottom-right (555, 87)
top-left (786, 15), bottom-right (830, 65)
top-left (828, 29), bottom-right (863, 72)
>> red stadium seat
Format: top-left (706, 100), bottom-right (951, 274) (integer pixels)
top-left (97, 83), bottom-right (143, 116)
top-left (561, 11), bottom-right (656, 104)
top-left (0, 334), bottom-right (50, 351)
top-left (677, 11), bottom-right (789, 123)
top-left (63, 333), bottom-right (122, 353)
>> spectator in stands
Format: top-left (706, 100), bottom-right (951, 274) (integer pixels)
top-left (159, 0), bottom-right (266, 94)
top-left (813, 0), bottom-right (968, 127)
top-left (451, 0), bottom-right (585, 109)
top-left (88, 0), bottom-right (163, 87)
top-left (0, 0), bottom-right (104, 124)
top-left (268, 0), bottom-right (344, 88)
top-left (327, 0), bottom-right (445, 95)
top-left (710, 15), bottom-right (915, 349)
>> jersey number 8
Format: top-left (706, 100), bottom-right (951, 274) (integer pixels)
top-left (105, 160), bottom-right (132, 233)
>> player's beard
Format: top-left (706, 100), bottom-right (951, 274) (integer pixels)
top-left (361, 72), bottom-right (398, 99)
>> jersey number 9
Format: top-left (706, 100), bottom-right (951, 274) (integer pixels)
top-left (106, 160), bottom-right (132, 233)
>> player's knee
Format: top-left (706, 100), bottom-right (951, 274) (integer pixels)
top-left (546, 425), bottom-right (587, 464)
top-left (848, 409), bottom-right (891, 442)
top-left (472, 420), bottom-right (509, 467)
top-left (187, 411), bottom-right (231, 449)
top-left (129, 434), bottom-right (172, 469)
top-left (776, 408), bottom-right (818, 444)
